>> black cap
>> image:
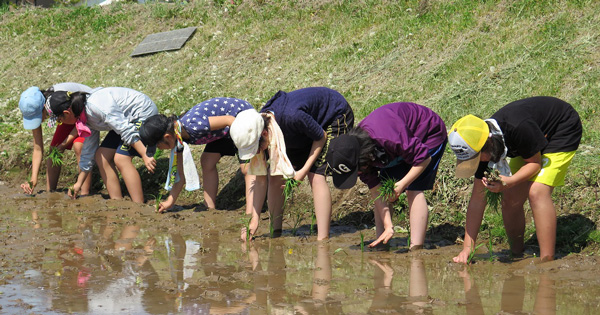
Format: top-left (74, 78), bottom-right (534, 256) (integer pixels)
top-left (326, 134), bottom-right (360, 189)
top-left (139, 115), bottom-right (168, 158)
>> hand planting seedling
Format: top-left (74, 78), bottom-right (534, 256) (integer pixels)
top-left (484, 167), bottom-right (502, 212)
top-left (467, 240), bottom-right (485, 264)
top-left (240, 216), bottom-right (252, 242)
top-left (154, 192), bottom-right (163, 213)
top-left (48, 147), bottom-right (64, 167)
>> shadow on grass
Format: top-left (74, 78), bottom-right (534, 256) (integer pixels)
top-left (525, 213), bottom-right (596, 257)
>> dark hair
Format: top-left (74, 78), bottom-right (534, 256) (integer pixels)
top-left (139, 114), bottom-right (178, 146)
top-left (69, 92), bottom-right (88, 117)
top-left (347, 126), bottom-right (376, 172)
top-left (41, 87), bottom-right (54, 99)
top-left (481, 121), bottom-right (505, 163)
top-left (49, 91), bottom-right (89, 118)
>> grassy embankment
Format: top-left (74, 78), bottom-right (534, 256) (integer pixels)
top-left (0, 0), bottom-right (598, 255)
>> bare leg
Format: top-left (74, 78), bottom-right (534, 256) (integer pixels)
top-left (201, 152), bottom-right (221, 210)
top-left (407, 190), bottom-right (428, 248)
top-left (308, 172), bottom-right (332, 240)
top-left (95, 147), bottom-right (122, 199)
top-left (267, 175), bottom-right (285, 234)
top-left (369, 187), bottom-right (385, 238)
top-left (501, 181), bottom-right (531, 255)
top-left (46, 156), bottom-right (61, 191)
top-left (114, 153), bottom-right (144, 203)
top-left (73, 141), bottom-right (92, 195)
top-left (529, 182), bottom-right (556, 261)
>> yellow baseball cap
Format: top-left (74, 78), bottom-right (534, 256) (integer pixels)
top-left (448, 115), bottom-right (489, 178)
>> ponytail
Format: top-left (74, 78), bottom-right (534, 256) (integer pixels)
top-left (69, 92), bottom-right (88, 118)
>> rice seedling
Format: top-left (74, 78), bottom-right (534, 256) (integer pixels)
top-left (154, 192), bottom-right (163, 213)
top-left (240, 216), bottom-right (252, 242)
top-left (467, 240), bottom-right (485, 264)
top-left (360, 231), bottom-right (365, 252)
top-left (288, 210), bottom-right (304, 236)
top-left (48, 147), bottom-right (64, 167)
top-left (283, 178), bottom-right (301, 207)
top-left (484, 167), bottom-right (502, 212)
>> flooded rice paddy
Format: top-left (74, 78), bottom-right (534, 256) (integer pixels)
top-left (1, 183), bottom-right (600, 314)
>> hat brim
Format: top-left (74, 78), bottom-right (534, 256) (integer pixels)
top-left (237, 141), bottom-right (259, 161)
top-left (23, 117), bottom-right (42, 130)
top-left (331, 167), bottom-right (359, 189)
top-left (455, 152), bottom-right (482, 178)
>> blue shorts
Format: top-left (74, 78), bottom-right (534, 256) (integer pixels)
top-left (378, 141), bottom-right (446, 191)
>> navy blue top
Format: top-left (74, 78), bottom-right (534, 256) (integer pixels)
top-left (260, 87), bottom-right (350, 150)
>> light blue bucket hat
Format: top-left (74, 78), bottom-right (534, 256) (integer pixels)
top-left (19, 86), bottom-right (46, 130)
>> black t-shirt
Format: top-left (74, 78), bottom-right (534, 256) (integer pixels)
top-left (475, 96), bottom-right (582, 178)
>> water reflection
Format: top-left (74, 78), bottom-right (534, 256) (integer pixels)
top-left (458, 267), bottom-right (556, 314)
top-left (368, 255), bottom-right (432, 314)
top-left (0, 190), bottom-right (597, 314)
top-left (295, 242), bottom-right (343, 314)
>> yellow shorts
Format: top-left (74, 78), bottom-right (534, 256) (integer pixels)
top-left (509, 151), bottom-right (576, 187)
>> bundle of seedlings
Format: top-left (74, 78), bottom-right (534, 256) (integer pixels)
top-left (48, 146), bottom-right (64, 167)
top-left (376, 177), bottom-right (397, 203)
top-left (484, 167), bottom-right (502, 212)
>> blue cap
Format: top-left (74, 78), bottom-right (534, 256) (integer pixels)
top-left (19, 86), bottom-right (46, 130)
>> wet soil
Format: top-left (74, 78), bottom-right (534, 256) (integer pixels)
top-left (1, 181), bottom-right (600, 314)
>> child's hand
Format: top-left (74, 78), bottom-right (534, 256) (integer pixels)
top-left (21, 180), bottom-right (36, 195)
top-left (68, 183), bottom-right (82, 199)
top-left (482, 176), bottom-right (507, 193)
top-left (56, 143), bottom-right (67, 152)
top-left (157, 198), bottom-right (174, 213)
top-left (453, 247), bottom-right (473, 264)
top-left (143, 156), bottom-right (156, 174)
top-left (369, 226), bottom-right (394, 247)
top-left (391, 180), bottom-right (408, 202)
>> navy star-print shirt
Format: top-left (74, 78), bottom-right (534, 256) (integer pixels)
top-left (179, 97), bottom-right (253, 145)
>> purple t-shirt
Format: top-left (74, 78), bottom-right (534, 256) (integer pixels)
top-left (179, 97), bottom-right (253, 145)
top-left (359, 102), bottom-right (447, 188)
top-left (260, 87), bottom-right (351, 150)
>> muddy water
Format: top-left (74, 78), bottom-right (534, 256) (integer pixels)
top-left (1, 184), bottom-right (600, 314)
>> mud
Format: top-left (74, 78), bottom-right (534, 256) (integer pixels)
top-left (1, 182), bottom-right (600, 314)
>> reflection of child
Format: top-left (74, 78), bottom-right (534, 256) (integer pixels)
top-left (138, 97), bottom-right (258, 212)
top-left (236, 87), bottom-right (354, 240)
top-left (18, 83), bottom-right (95, 195)
top-left (326, 103), bottom-right (447, 249)
top-left (49, 87), bottom-right (158, 202)
top-left (448, 96), bottom-right (582, 263)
